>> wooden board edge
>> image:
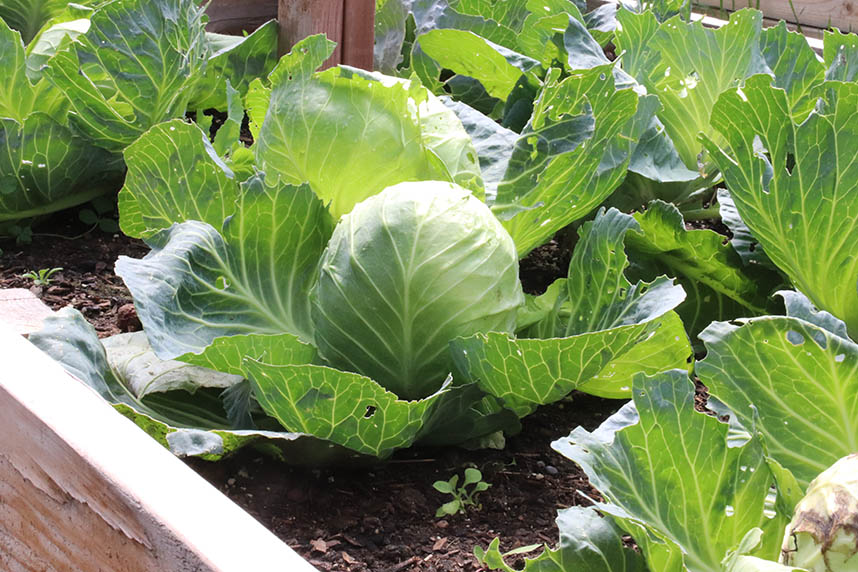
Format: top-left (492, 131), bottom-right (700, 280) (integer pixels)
top-left (694, 0), bottom-right (857, 35)
top-left (0, 288), bottom-right (54, 337)
top-left (0, 322), bottom-right (316, 572)
top-left (587, 0), bottom-right (824, 53)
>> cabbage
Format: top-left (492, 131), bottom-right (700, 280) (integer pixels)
top-left (781, 454), bottom-right (858, 571)
top-left (312, 181), bottom-right (523, 399)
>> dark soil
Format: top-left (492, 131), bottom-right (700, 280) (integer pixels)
top-left (1, 212), bottom-right (624, 571)
top-left (188, 394), bottom-right (618, 571)
top-left (0, 214), bottom-right (148, 336)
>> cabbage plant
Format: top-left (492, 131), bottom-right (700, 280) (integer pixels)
top-left (31, 49), bottom-right (691, 460)
top-left (0, 0), bottom-right (277, 230)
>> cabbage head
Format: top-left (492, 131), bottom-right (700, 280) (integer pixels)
top-left (312, 181), bottom-right (524, 400)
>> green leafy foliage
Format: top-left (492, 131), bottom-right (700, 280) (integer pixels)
top-left (256, 67), bottom-right (483, 219)
top-left (0, 17), bottom-right (122, 224)
top-left (0, 0), bottom-right (100, 43)
top-left (554, 370), bottom-right (792, 572)
top-left (474, 506), bottom-right (647, 572)
top-left (43, 0), bottom-right (208, 152)
top-left (0, 0), bottom-right (276, 229)
top-left (494, 65), bottom-right (647, 256)
top-left (454, 208), bottom-right (690, 414)
top-left (705, 76), bottom-right (858, 337)
top-left (624, 200), bottom-right (784, 342)
top-left (699, 292), bottom-right (858, 490)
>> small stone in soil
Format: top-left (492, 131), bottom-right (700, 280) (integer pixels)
top-left (117, 303), bottom-right (142, 332)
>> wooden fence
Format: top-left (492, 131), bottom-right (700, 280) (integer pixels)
top-left (694, 1), bottom-right (858, 35)
top-left (206, 0), bottom-right (375, 70)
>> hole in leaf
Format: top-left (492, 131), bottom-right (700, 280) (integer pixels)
top-left (364, 405), bottom-right (377, 419)
top-left (786, 330), bottom-right (804, 346)
top-left (786, 152), bottom-right (796, 175)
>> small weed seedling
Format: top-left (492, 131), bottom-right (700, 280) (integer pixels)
top-left (21, 267), bottom-right (62, 286)
top-left (433, 468), bottom-right (490, 517)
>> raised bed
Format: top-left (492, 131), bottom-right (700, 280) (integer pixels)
top-left (0, 315), bottom-right (316, 571)
top-left (1, 1), bottom-right (849, 570)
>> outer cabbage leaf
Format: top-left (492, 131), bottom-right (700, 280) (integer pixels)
top-left (616, 9), bottom-right (765, 173)
top-left (244, 359), bottom-right (451, 458)
top-left (716, 189), bottom-right (778, 271)
top-left (0, 18), bottom-right (124, 225)
top-left (187, 22), bottom-right (279, 111)
top-left (823, 29), bottom-right (858, 82)
top-left (0, 0), bottom-right (100, 43)
top-left (442, 97), bottom-right (516, 201)
top-left (698, 293), bottom-right (858, 489)
top-left (24, 14), bottom-right (91, 85)
top-left (118, 120), bottom-right (239, 238)
top-left (0, 114), bottom-right (121, 222)
top-left (28, 308), bottom-right (367, 464)
top-left (102, 331), bottom-right (241, 399)
top-left (624, 200), bottom-right (783, 340)
top-left (759, 22), bottom-right (824, 122)
top-left (181, 332), bottom-right (521, 452)
top-left (558, 16), bottom-right (704, 214)
top-left (44, 0), bottom-right (208, 152)
top-left (452, 208), bottom-right (690, 415)
top-left (256, 66), bottom-right (482, 218)
top-left (553, 370), bottom-right (792, 572)
top-left (475, 506), bottom-right (647, 572)
top-left (116, 173), bottom-right (333, 357)
top-left (704, 76), bottom-right (858, 336)
top-left (494, 65), bottom-right (646, 256)
top-left (0, 19), bottom-right (47, 120)
top-left (179, 333), bottom-right (318, 376)
top-left (417, 29), bottom-right (540, 101)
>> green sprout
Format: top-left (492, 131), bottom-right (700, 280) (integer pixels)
top-left (21, 267), bottom-right (63, 286)
top-left (433, 468), bottom-right (491, 517)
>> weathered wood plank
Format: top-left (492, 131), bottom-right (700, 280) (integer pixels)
top-left (279, 0), bottom-right (344, 67)
top-left (343, 0), bottom-right (376, 69)
top-left (695, 0), bottom-right (857, 33)
top-left (204, 0), bottom-right (278, 34)
top-left (0, 323), bottom-right (315, 572)
top-left (0, 289), bottom-right (53, 336)
top-left (587, 0), bottom-right (824, 52)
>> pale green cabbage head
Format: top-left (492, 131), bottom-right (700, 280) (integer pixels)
top-left (312, 181), bottom-right (523, 400)
top-left (781, 453), bottom-right (858, 571)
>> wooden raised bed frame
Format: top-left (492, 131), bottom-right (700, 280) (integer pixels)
top-left (0, 315), bottom-right (316, 571)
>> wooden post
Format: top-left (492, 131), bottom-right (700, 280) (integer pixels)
top-left (205, 0), bottom-right (279, 34)
top-left (278, 0), bottom-right (375, 70)
top-left (343, 0), bottom-right (376, 70)
top-left (279, 0), bottom-right (344, 67)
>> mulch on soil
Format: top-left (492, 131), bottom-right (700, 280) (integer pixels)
top-left (0, 220), bottom-right (147, 336)
top-left (1, 213), bottom-right (626, 572)
top-left (188, 393), bottom-right (618, 572)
